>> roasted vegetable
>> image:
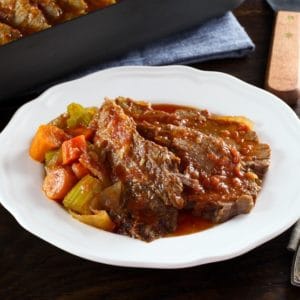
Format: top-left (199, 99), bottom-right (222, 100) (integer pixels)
top-left (69, 210), bottom-right (115, 232)
top-left (57, 0), bottom-right (87, 20)
top-left (0, 0), bottom-right (50, 33)
top-left (45, 148), bottom-right (63, 168)
top-left (71, 162), bottom-right (90, 179)
top-left (66, 103), bottom-right (97, 129)
top-left (62, 135), bottom-right (87, 165)
top-left (65, 126), bottom-right (94, 140)
top-left (0, 22), bottom-right (22, 46)
top-left (29, 124), bottom-right (68, 162)
top-left (0, 1), bottom-right (119, 47)
top-left (63, 174), bottom-right (103, 214)
top-left (91, 181), bottom-right (122, 211)
top-left (86, 0), bottom-right (116, 10)
top-left (43, 167), bottom-right (77, 200)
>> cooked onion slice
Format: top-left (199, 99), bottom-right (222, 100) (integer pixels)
top-left (69, 210), bottom-right (115, 232)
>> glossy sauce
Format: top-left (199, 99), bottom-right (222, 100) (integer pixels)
top-left (151, 103), bottom-right (256, 236)
top-left (152, 103), bottom-right (189, 113)
top-left (152, 104), bottom-right (215, 236)
top-left (170, 212), bottom-right (214, 236)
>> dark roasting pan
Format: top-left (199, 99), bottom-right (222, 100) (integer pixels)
top-left (0, 0), bottom-right (243, 103)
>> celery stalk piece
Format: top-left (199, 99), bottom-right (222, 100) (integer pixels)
top-left (63, 175), bottom-right (103, 214)
top-left (45, 150), bottom-right (56, 165)
top-left (44, 148), bottom-right (62, 168)
top-left (66, 103), bottom-right (97, 128)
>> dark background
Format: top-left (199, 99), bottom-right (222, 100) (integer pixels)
top-left (1, 0), bottom-right (299, 299)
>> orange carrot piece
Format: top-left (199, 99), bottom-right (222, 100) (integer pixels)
top-left (72, 162), bottom-right (90, 179)
top-left (65, 127), bottom-right (94, 141)
top-left (62, 135), bottom-right (87, 165)
top-left (29, 125), bottom-right (68, 162)
top-left (43, 167), bottom-right (77, 201)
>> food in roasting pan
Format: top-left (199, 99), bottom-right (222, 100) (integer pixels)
top-left (29, 98), bottom-right (270, 242)
top-left (0, 0), bottom-right (117, 45)
top-left (0, 22), bottom-right (22, 45)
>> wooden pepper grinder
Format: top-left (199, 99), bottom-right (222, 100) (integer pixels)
top-left (265, 11), bottom-right (300, 106)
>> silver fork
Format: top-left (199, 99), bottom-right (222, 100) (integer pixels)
top-left (288, 101), bottom-right (300, 287)
top-left (288, 220), bottom-right (300, 286)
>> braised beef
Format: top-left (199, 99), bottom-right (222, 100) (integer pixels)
top-left (80, 98), bottom-right (270, 240)
top-left (91, 100), bottom-right (184, 241)
top-left (115, 97), bottom-right (271, 224)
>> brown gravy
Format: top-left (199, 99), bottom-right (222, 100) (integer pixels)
top-left (170, 212), bottom-right (214, 236)
top-left (151, 102), bottom-right (256, 237)
top-left (152, 103), bottom-right (214, 236)
top-left (152, 103), bottom-right (189, 113)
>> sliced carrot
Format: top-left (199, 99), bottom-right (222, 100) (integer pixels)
top-left (62, 135), bottom-right (87, 165)
top-left (65, 127), bottom-right (94, 141)
top-left (43, 167), bottom-right (77, 201)
top-left (72, 162), bottom-right (90, 179)
top-left (29, 125), bottom-right (68, 162)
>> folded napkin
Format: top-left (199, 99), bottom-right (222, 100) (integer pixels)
top-left (99, 12), bottom-right (254, 69)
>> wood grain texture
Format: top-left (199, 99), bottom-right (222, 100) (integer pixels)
top-left (1, 1), bottom-right (300, 299)
top-left (265, 10), bottom-right (300, 105)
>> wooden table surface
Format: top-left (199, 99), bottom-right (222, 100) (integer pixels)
top-left (1, 0), bottom-right (299, 299)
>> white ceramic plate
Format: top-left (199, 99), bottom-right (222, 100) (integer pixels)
top-left (1, 66), bottom-right (300, 269)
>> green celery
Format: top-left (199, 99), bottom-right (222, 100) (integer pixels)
top-left (44, 149), bottom-right (62, 168)
top-left (66, 103), bottom-right (97, 129)
top-left (63, 175), bottom-right (103, 214)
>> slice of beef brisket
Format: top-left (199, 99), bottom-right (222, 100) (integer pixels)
top-left (116, 97), bottom-right (270, 222)
top-left (116, 97), bottom-right (270, 174)
top-left (92, 100), bottom-right (184, 241)
top-left (115, 96), bottom-right (208, 127)
top-left (138, 121), bottom-right (266, 223)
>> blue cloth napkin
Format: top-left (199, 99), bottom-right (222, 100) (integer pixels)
top-left (99, 12), bottom-right (254, 69)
